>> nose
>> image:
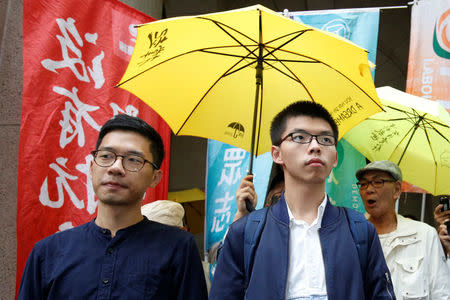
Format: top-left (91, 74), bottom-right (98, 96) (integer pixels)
top-left (107, 156), bottom-right (126, 175)
top-left (365, 182), bottom-right (376, 193)
top-left (307, 137), bottom-right (321, 153)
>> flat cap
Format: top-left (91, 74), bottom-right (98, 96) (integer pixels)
top-left (356, 160), bottom-right (402, 182)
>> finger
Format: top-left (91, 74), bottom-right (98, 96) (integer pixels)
top-left (435, 204), bottom-right (443, 214)
top-left (239, 177), bottom-right (255, 190)
top-left (237, 191), bottom-right (254, 202)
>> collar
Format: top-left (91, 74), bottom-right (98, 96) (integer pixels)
top-left (272, 192), bottom-right (339, 227)
top-left (392, 214), bottom-right (419, 236)
top-left (286, 194), bottom-right (327, 228)
top-left (89, 216), bottom-right (149, 237)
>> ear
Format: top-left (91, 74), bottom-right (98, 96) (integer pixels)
top-left (89, 160), bottom-right (94, 180)
top-left (149, 169), bottom-right (163, 188)
top-left (271, 145), bottom-right (283, 165)
top-left (333, 150), bottom-right (338, 168)
top-left (393, 181), bottom-right (402, 199)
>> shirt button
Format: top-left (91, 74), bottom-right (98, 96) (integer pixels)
top-left (108, 248), bottom-right (113, 254)
top-left (102, 229), bottom-right (107, 234)
top-left (103, 278), bottom-right (109, 284)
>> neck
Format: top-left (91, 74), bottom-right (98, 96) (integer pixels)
top-left (95, 202), bottom-right (143, 237)
top-left (369, 211), bottom-right (397, 234)
top-left (284, 176), bottom-right (325, 224)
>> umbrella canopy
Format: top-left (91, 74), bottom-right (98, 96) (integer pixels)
top-left (118, 4), bottom-right (382, 165)
top-left (344, 86), bottom-right (450, 195)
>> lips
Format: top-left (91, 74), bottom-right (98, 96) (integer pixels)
top-left (366, 199), bottom-right (377, 207)
top-left (307, 158), bottom-right (324, 166)
top-left (102, 181), bottom-right (127, 189)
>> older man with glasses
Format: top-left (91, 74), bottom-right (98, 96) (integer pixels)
top-left (356, 160), bottom-right (450, 299)
top-left (18, 114), bottom-right (207, 300)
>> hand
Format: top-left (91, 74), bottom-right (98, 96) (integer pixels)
top-left (434, 204), bottom-right (450, 225)
top-left (437, 222), bottom-right (450, 255)
top-left (233, 175), bottom-right (257, 222)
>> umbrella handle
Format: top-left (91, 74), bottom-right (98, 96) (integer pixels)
top-left (245, 171), bottom-right (255, 212)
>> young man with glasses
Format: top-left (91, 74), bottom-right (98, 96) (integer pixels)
top-left (356, 160), bottom-right (450, 299)
top-left (210, 101), bottom-right (394, 300)
top-left (18, 114), bottom-right (208, 300)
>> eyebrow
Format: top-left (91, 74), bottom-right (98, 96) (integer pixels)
top-left (98, 147), bottom-right (145, 157)
top-left (288, 128), bottom-right (334, 136)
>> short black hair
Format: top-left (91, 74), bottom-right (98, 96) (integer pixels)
top-left (96, 114), bottom-right (165, 169)
top-left (270, 101), bottom-right (338, 145)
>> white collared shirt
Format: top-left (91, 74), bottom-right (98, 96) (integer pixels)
top-left (285, 196), bottom-right (328, 300)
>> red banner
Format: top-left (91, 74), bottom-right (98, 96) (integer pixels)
top-left (18, 0), bottom-right (170, 291)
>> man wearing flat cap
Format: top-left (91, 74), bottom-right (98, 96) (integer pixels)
top-left (356, 160), bottom-right (450, 299)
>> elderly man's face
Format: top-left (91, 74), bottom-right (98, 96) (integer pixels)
top-left (358, 170), bottom-right (401, 219)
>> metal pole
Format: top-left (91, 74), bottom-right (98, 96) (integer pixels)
top-left (420, 193), bottom-right (426, 222)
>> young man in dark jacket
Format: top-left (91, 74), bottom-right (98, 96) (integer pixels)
top-left (18, 115), bottom-right (207, 300)
top-left (210, 101), bottom-right (395, 300)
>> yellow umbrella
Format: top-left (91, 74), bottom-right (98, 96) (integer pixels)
top-left (344, 86), bottom-right (450, 195)
top-left (117, 5), bottom-right (382, 171)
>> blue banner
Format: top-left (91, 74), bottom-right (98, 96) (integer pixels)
top-left (205, 140), bottom-right (272, 252)
top-left (292, 9), bottom-right (379, 78)
top-left (292, 8), bottom-right (380, 212)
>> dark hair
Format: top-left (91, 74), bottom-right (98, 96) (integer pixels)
top-left (264, 164), bottom-right (285, 207)
top-left (267, 164), bottom-right (284, 194)
top-left (96, 114), bottom-right (165, 169)
top-left (270, 101), bottom-right (338, 145)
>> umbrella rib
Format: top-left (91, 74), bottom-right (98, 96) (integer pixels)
top-left (396, 122), bottom-right (419, 165)
top-left (264, 49), bottom-right (383, 110)
top-left (197, 16), bottom-right (259, 59)
top-left (262, 60), bottom-right (315, 100)
top-left (200, 48), bottom-right (318, 63)
top-left (175, 54), bottom-right (252, 135)
top-left (264, 29), bottom-right (312, 47)
top-left (422, 117), bottom-right (450, 143)
top-left (199, 49), bottom-right (257, 60)
top-left (262, 30), bottom-right (311, 59)
top-left (117, 44), bottom-right (257, 86)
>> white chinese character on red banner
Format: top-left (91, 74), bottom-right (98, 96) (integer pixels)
top-left (210, 192), bottom-right (233, 233)
top-left (58, 222), bottom-right (74, 232)
top-left (54, 86), bottom-right (101, 148)
top-left (119, 24), bottom-right (137, 56)
top-left (39, 157), bottom-right (84, 210)
top-left (110, 102), bottom-right (139, 116)
top-left (218, 148), bottom-right (246, 186)
top-left (41, 17), bottom-right (105, 88)
top-left (75, 154), bottom-right (97, 215)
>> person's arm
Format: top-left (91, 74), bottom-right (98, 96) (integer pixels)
top-left (364, 223), bottom-right (396, 300)
top-left (209, 218), bottom-right (246, 300)
top-left (17, 246), bottom-right (44, 300)
top-left (175, 234), bottom-right (208, 300)
top-left (427, 227), bottom-right (450, 299)
top-left (233, 175), bottom-right (257, 222)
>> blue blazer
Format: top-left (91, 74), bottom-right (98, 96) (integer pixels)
top-left (209, 196), bottom-right (395, 300)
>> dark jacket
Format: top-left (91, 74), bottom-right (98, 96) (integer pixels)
top-left (18, 218), bottom-right (208, 300)
top-left (209, 196), bottom-right (395, 300)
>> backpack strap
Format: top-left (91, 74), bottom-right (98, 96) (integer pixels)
top-left (343, 207), bottom-right (369, 282)
top-left (244, 207), bottom-right (269, 287)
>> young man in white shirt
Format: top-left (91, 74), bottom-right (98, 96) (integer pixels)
top-left (210, 101), bottom-right (395, 300)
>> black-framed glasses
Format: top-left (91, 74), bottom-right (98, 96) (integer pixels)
top-left (91, 150), bottom-right (159, 172)
top-left (356, 179), bottom-right (397, 190)
top-left (277, 130), bottom-right (336, 146)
